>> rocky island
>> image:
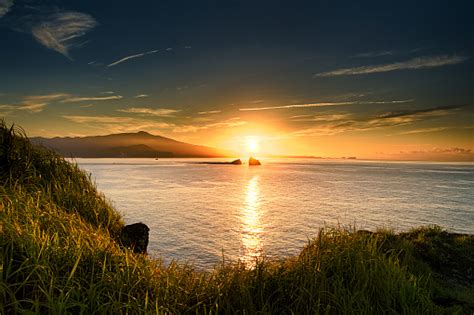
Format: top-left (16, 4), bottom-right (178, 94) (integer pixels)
top-left (197, 157), bottom-right (262, 165)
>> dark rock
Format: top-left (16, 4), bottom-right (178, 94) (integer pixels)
top-left (197, 159), bottom-right (242, 165)
top-left (249, 157), bottom-right (261, 166)
top-left (120, 222), bottom-right (150, 254)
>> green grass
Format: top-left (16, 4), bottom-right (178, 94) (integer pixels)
top-left (1, 121), bottom-right (473, 314)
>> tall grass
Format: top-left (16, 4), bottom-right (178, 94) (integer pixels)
top-left (1, 120), bottom-right (472, 313)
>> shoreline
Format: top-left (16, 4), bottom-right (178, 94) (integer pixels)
top-left (2, 122), bottom-right (473, 313)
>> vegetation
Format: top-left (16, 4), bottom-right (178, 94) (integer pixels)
top-left (1, 121), bottom-right (473, 314)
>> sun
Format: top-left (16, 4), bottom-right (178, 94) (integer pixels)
top-left (246, 136), bottom-right (260, 154)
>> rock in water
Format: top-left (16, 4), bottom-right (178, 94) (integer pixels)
top-left (249, 157), bottom-right (261, 166)
top-left (120, 222), bottom-right (150, 254)
top-left (231, 159), bottom-right (242, 165)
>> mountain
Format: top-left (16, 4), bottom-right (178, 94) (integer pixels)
top-left (30, 131), bottom-right (231, 158)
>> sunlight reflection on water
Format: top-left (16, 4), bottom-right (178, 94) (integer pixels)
top-left (240, 175), bottom-right (263, 267)
top-left (76, 158), bottom-right (474, 270)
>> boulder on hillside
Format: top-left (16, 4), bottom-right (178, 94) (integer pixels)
top-left (120, 222), bottom-right (150, 254)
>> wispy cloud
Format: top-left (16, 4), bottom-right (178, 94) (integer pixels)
top-left (371, 105), bottom-right (461, 123)
top-left (1, 93), bottom-right (123, 114)
top-left (63, 115), bottom-right (143, 124)
top-left (134, 94), bottom-right (149, 98)
top-left (61, 95), bottom-right (123, 103)
top-left (288, 105), bottom-right (462, 137)
top-left (62, 115), bottom-right (174, 133)
top-left (198, 110), bottom-right (221, 115)
top-left (62, 114), bottom-right (246, 135)
top-left (20, 102), bottom-right (48, 113)
top-left (395, 126), bottom-right (473, 136)
top-left (0, 102), bottom-right (46, 113)
top-left (240, 102), bottom-right (356, 111)
top-left (363, 99), bottom-right (414, 104)
top-left (31, 11), bottom-right (97, 58)
top-left (22, 93), bottom-right (71, 112)
top-left (408, 147), bottom-right (472, 155)
top-left (249, 99), bottom-right (265, 104)
top-left (173, 118), bottom-right (246, 133)
top-left (0, 0), bottom-right (13, 18)
top-left (315, 55), bottom-right (468, 77)
top-left (88, 60), bottom-right (104, 66)
top-left (1, 93), bottom-right (72, 114)
top-left (117, 107), bottom-right (180, 117)
top-left (352, 50), bottom-right (393, 58)
top-left (290, 113), bottom-right (353, 122)
top-left (239, 99), bottom-right (413, 111)
top-left (289, 114), bottom-right (312, 119)
top-left (24, 93), bottom-right (70, 102)
top-left (0, 104), bottom-right (16, 113)
top-left (107, 50), bottom-right (158, 67)
top-left (395, 127), bottom-right (448, 135)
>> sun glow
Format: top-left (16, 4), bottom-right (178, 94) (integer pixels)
top-left (246, 136), bottom-right (260, 154)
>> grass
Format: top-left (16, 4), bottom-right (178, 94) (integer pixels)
top-left (1, 120), bottom-right (473, 314)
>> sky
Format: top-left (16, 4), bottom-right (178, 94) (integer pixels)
top-left (0, 0), bottom-right (473, 160)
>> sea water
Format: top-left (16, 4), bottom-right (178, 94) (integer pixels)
top-left (76, 158), bottom-right (474, 270)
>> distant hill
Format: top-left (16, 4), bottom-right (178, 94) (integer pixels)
top-left (30, 131), bottom-right (232, 158)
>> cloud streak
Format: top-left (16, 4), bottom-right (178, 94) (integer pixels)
top-left (289, 105), bottom-right (462, 137)
top-left (61, 114), bottom-right (246, 136)
top-left (1, 93), bottom-right (73, 114)
top-left (408, 147), bottom-right (472, 155)
top-left (117, 107), bottom-right (180, 117)
top-left (314, 55), bottom-right (468, 77)
top-left (62, 115), bottom-right (174, 133)
top-left (1, 93), bottom-right (124, 114)
top-left (198, 110), bottom-right (221, 115)
top-left (396, 127), bottom-right (448, 135)
top-left (107, 50), bottom-right (158, 67)
top-left (61, 95), bottom-right (123, 103)
top-left (0, 0), bottom-right (13, 18)
top-left (172, 118), bottom-right (246, 133)
top-left (24, 93), bottom-right (70, 102)
top-left (0, 102), bottom-right (46, 113)
top-left (240, 102), bottom-right (356, 111)
top-left (290, 113), bottom-right (353, 122)
top-left (352, 50), bottom-right (393, 58)
top-left (239, 99), bottom-right (413, 111)
top-left (31, 11), bottom-right (97, 58)
top-left (22, 93), bottom-right (71, 112)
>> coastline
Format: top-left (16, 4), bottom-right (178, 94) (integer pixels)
top-left (2, 123), bottom-right (473, 313)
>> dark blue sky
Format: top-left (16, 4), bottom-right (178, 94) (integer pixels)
top-left (0, 0), bottom-right (472, 160)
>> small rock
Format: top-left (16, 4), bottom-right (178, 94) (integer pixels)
top-left (249, 157), bottom-right (261, 166)
top-left (120, 222), bottom-right (150, 254)
top-left (231, 159), bottom-right (242, 165)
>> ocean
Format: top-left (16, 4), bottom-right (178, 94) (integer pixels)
top-left (76, 158), bottom-right (474, 270)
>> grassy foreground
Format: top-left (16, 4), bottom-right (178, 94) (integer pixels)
top-left (1, 122), bottom-right (473, 314)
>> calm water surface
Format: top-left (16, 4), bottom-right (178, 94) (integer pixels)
top-left (77, 158), bottom-right (474, 270)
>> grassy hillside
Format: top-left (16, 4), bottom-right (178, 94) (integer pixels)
top-left (1, 121), bottom-right (473, 314)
